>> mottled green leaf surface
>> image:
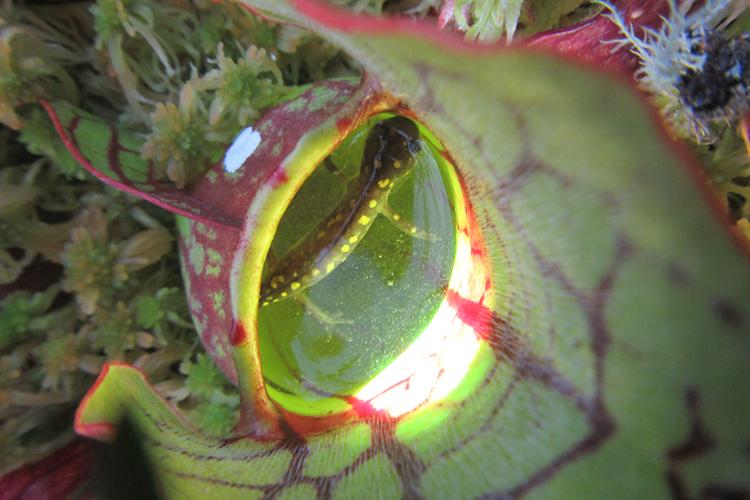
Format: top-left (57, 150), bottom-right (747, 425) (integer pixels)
top-left (40, 100), bottom-right (242, 228)
top-left (76, 1), bottom-right (750, 498)
top-left (42, 80), bottom-right (367, 382)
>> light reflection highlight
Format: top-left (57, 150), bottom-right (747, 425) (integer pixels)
top-left (355, 213), bottom-right (491, 417)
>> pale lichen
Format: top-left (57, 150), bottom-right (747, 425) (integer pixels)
top-left (437, 0), bottom-right (591, 43)
top-left (596, 0), bottom-right (747, 142)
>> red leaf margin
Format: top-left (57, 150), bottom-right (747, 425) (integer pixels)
top-left (0, 440), bottom-right (96, 500)
top-left (39, 100), bottom-right (242, 231)
top-left (291, 0), bottom-right (667, 71)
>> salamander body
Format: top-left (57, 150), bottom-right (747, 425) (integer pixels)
top-left (260, 116), bottom-right (422, 306)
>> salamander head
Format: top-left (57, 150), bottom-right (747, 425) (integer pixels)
top-left (365, 116), bottom-right (422, 179)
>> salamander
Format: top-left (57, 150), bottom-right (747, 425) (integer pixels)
top-left (260, 116), bottom-right (422, 307)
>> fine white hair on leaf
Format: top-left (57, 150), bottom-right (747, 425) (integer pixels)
top-left (594, 0), bottom-right (748, 143)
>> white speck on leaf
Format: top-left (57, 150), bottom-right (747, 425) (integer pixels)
top-left (224, 127), bottom-right (261, 173)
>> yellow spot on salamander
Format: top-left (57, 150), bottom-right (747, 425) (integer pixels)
top-left (341, 244), bottom-right (351, 253)
top-left (291, 282), bottom-right (301, 290)
top-left (378, 178), bottom-right (390, 189)
top-left (326, 262), bottom-right (336, 273)
top-left (394, 160), bottom-right (402, 169)
top-left (348, 235), bottom-right (359, 244)
top-left (312, 268), bottom-right (321, 277)
top-left (393, 214), bottom-right (401, 221)
top-left (271, 275), bottom-right (283, 289)
top-left (368, 199), bottom-right (378, 208)
top-left (358, 215), bottom-right (371, 225)
top-left (281, 292), bottom-right (288, 298)
top-left (410, 227), bottom-right (417, 234)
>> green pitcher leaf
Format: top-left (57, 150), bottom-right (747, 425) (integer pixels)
top-left (41, 80), bottom-right (374, 382)
top-left (76, 362), bottom-right (374, 498)
top-left (40, 99), bottom-right (243, 229)
top-left (177, 79), bottom-right (391, 382)
top-left (75, 1), bottom-right (750, 497)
